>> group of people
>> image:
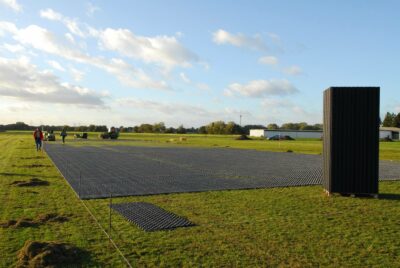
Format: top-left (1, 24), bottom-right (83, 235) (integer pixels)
top-left (33, 128), bottom-right (68, 151)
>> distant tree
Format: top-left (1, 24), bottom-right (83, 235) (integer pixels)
top-left (394, 113), bottom-right (400, 128)
top-left (132, 126), bottom-right (139, 133)
top-left (266, 123), bottom-right (279, 130)
top-left (153, 122), bottom-right (166, 133)
top-left (198, 126), bottom-right (207, 134)
top-left (205, 121), bottom-right (227, 134)
top-left (280, 123), bottom-right (300, 130)
top-left (313, 123), bottom-right (323, 130)
top-left (165, 127), bottom-right (175, 133)
top-left (225, 121), bottom-right (243, 134)
top-left (94, 125), bottom-right (107, 132)
top-left (138, 124), bottom-right (153, 133)
top-left (382, 112), bottom-right (396, 127)
top-left (298, 122), bottom-right (309, 130)
top-left (176, 125), bottom-right (186, 134)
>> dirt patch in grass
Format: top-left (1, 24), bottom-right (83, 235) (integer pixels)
top-left (36, 213), bottom-right (69, 223)
top-left (0, 219), bottom-right (37, 228)
top-left (0, 213), bottom-right (69, 228)
top-left (16, 241), bottom-right (87, 268)
top-left (20, 164), bottom-right (50, 168)
top-left (10, 178), bottom-right (49, 187)
top-left (20, 156), bottom-right (44, 160)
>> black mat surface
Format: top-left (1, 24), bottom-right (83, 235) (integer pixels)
top-left (111, 202), bottom-right (194, 231)
top-left (45, 144), bottom-right (400, 199)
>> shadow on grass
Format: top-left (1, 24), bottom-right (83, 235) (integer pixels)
top-left (378, 193), bottom-right (400, 200)
top-left (0, 172), bottom-right (54, 178)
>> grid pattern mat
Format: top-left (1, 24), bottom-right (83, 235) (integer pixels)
top-left (45, 144), bottom-right (400, 199)
top-left (111, 202), bottom-right (195, 231)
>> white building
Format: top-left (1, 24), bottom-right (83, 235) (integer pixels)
top-left (379, 127), bottom-right (400, 140)
top-left (249, 129), bottom-right (322, 139)
top-left (250, 127), bottom-right (400, 140)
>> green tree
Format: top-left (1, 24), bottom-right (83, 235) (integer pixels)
top-left (266, 123), bottom-right (279, 130)
top-left (138, 124), bottom-right (153, 133)
top-left (176, 125), bottom-right (186, 134)
top-left (394, 113), bottom-right (400, 128)
top-left (152, 122), bottom-right (166, 133)
top-left (382, 112), bottom-right (396, 127)
top-left (198, 126), bottom-right (207, 134)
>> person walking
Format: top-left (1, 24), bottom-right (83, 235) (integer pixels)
top-left (33, 128), bottom-right (43, 151)
top-left (60, 127), bottom-right (68, 144)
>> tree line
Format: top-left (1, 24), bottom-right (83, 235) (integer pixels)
top-left (0, 122), bottom-right (108, 132)
top-left (382, 112), bottom-right (400, 128)
top-left (1, 121), bottom-right (323, 134)
top-left (3, 114), bottom-right (399, 135)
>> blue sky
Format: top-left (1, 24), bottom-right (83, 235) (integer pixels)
top-left (0, 0), bottom-right (399, 127)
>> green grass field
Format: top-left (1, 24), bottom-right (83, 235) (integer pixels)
top-left (0, 132), bottom-right (399, 267)
top-left (17, 130), bottom-right (400, 161)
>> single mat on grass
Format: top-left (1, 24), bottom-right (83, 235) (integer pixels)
top-left (111, 202), bottom-right (195, 232)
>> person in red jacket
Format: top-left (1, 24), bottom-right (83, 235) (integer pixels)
top-left (33, 128), bottom-right (44, 151)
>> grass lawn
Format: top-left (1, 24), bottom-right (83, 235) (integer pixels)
top-left (16, 130), bottom-right (400, 161)
top-left (1, 131), bottom-right (399, 267)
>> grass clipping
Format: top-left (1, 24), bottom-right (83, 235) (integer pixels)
top-left (17, 241), bottom-right (85, 268)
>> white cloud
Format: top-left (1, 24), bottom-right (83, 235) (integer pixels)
top-left (0, 21), bottom-right (18, 36)
top-left (40, 8), bottom-right (86, 38)
top-left (86, 2), bottom-right (100, 17)
top-left (179, 72), bottom-right (191, 83)
top-left (47, 60), bottom-right (65, 72)
top-left (196, 83), bottom-right (210, 91)
top-left (260, 98), bottom-right (320, 124)
top-left (0, 0), bottom-right (22, 12)
top-left (261, 98), bottom-right (292, 108)
top-left (70, 67), bottom-right (85, 82)
top-left (65, 33), bottom-right (75, 43)
top-left (0, 56), bottom-right (106, 107)
top-left (225, 79), bottom-right (298, 98)
top-left (283, 65), bottom-right (303, 75)
top-left (97, 28), bottom-right (199, 69)
top-left (1, 43), bottom-right (24, 53)
top-left (2, 22), bottom-right (168, 90)
top-left (212, 29), bottom-right (267, 51)
top-left (117, 98), bottom-right (217, 118)
top-left (39, 8), bottom-right (62, 21)
top-left (258, 56), bottom-right (278, 65)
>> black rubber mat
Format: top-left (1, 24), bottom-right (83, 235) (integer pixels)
top-left (111, 202), bottom-right (195, 231)
top-left (45, 144), bottom-right (400, 199)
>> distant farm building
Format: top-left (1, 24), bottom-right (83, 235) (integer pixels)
top-left (249, 129), bottom-right (322, 139)
top-left (379, 127), bottom-right (400, 140)
top-left (250, 127), bottom-right (400, 140)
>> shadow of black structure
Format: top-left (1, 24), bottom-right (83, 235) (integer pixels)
top-left (323, 87), bottom-right (380, 196)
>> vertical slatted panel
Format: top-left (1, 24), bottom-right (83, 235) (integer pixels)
top-left (323, 87), bottom-right (379, 195)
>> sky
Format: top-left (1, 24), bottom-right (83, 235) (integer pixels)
top-left (0, 0), bottom-right (399, 128)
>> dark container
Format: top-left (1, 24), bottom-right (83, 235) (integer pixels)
top-left (323, 87), bottom-right (380, 195)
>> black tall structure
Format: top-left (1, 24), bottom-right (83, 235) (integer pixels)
top-left (323, 87), bottom-right (380, 195)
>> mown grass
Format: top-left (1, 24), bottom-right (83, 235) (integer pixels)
top-left (0, 133), bottom-right (125, 267)
top-left (15, 130), bottom-right (399, 161)
top-left (1, 131), bottom-right (399, 267)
